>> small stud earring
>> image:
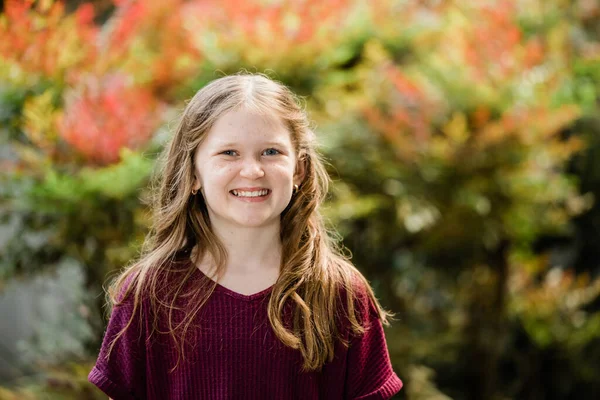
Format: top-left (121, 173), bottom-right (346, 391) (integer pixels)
top-left (191, 187), bottom-right (200, 195)
top-left (293, 184), bottom-right (299, 194)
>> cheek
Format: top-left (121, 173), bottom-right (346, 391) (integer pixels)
top-left (268, 161), bottom-right (296, 178)
top-left (202, 163), bottom-right (235, 184)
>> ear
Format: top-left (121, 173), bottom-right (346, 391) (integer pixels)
top-left (293, 156), bottom-right (307, 186)
top-left (191, 149), bottom-right (204, 191)
top-left (192, 168), bottom-right (202, 192)
top-left (192, 180), bottom-right (201, 192)
top-left (192, 173), bottom-right (202, 190)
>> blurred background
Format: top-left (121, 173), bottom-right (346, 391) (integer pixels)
top-left (1, 0), bottom-right (599, 399)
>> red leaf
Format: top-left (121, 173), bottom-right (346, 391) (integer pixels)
top-left (59, 74), bottom-right (161, 165)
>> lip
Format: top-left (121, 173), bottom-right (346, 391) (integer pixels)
top-left (230, 187), bottom-right (269, 191)
top-left (229, 188), bottom-right (271, 203)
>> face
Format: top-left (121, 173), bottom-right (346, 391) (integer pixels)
top-left (192, 108), bottom-right (305, 230)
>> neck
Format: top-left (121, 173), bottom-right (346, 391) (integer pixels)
top-left (195, 221), bottom-right (282, 276)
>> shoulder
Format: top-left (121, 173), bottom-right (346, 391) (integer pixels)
top-left (332, 264), bottom-right (384, 337)
top-left (111, 256), bottom-right (194, 303)
top-left (339, 265), bottom-right (378, 311)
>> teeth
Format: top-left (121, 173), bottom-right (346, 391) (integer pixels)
top-left (232, 189), bottom-right (269, 197)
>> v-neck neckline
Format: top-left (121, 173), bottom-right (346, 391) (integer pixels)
top-left (187, 258), bottom-right (275, 302)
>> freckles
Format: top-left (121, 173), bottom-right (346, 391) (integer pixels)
top-left (271, 163), bottom-right (295, 174)
top-left (212, 160), bottom-right (233, 171)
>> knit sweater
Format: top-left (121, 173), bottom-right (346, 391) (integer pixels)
top-left (88, 259), bottom-right (403, 399)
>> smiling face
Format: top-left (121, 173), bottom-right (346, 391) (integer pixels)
top-left (192, 107), bottom-right (305, 230)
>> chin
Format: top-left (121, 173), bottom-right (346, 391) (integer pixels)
top-left (234, 216), bottom-right (279, 228)
top-left (237, 220), bottom-right (272, 228)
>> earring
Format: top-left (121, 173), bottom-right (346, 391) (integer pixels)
top-left (293, 184), bottom-right (299, 194)
top-left (191, 187), bottom-right (200, 195)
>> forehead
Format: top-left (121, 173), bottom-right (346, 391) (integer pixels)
top-left (203, 108), bottom-right (293, 146)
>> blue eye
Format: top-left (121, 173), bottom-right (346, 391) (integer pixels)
top-left (263, 148), bottom-right (280, 156)
top-left (222, 150), bottom-right (237, 156)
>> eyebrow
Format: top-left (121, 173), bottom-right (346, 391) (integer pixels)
top-left (215, 141), bottom-right (289, 148)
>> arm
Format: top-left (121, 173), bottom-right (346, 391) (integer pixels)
top-left (345, 279), bottom-right (403, 399)
top-left (88, 298), bottom-right (147, 399)
top-left (345, 315), bottom-right (403, 399)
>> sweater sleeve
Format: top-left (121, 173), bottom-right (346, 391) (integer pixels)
top-left (88, 286), bottom-right (147, 400)
top-left (345, 279), bottom-right (403, 400)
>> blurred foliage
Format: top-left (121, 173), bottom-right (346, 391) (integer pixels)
top-left (0, 0), bottom-right (599, 399)
top-left (0, 362), bottom-right (104, 400)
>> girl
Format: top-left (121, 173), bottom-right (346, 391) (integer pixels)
top-left (88, 73), bottom-right (403, 399)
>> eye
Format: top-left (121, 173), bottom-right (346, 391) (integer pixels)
top-left (263, 148), bottom-right (280, 156)
top-left (221, 150), bottom-right (238, 156)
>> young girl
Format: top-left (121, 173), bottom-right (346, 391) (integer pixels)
top-left (88, 73), bottom-right (403, 399)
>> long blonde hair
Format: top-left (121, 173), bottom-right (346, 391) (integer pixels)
top-left (105, 73), bottom-right (392, 372)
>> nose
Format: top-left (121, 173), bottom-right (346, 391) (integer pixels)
top-left (239, 157), bottom-right (265, 179)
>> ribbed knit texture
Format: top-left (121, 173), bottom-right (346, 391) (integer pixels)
top-left (88, 261), bottom-right (403, 399)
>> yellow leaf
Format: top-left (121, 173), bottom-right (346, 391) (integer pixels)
top-left (442, 112), bottom-right (469, 144)
top-left (22, 90), bottom-right (60, 152)
top-left (476, 120), bottom-right (506, 148)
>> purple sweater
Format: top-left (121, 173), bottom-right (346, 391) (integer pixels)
top-left (88, 260), bottom-right (403, 399)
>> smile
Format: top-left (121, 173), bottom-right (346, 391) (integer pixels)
top-left (230, 189), bottom-right (271, 198)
